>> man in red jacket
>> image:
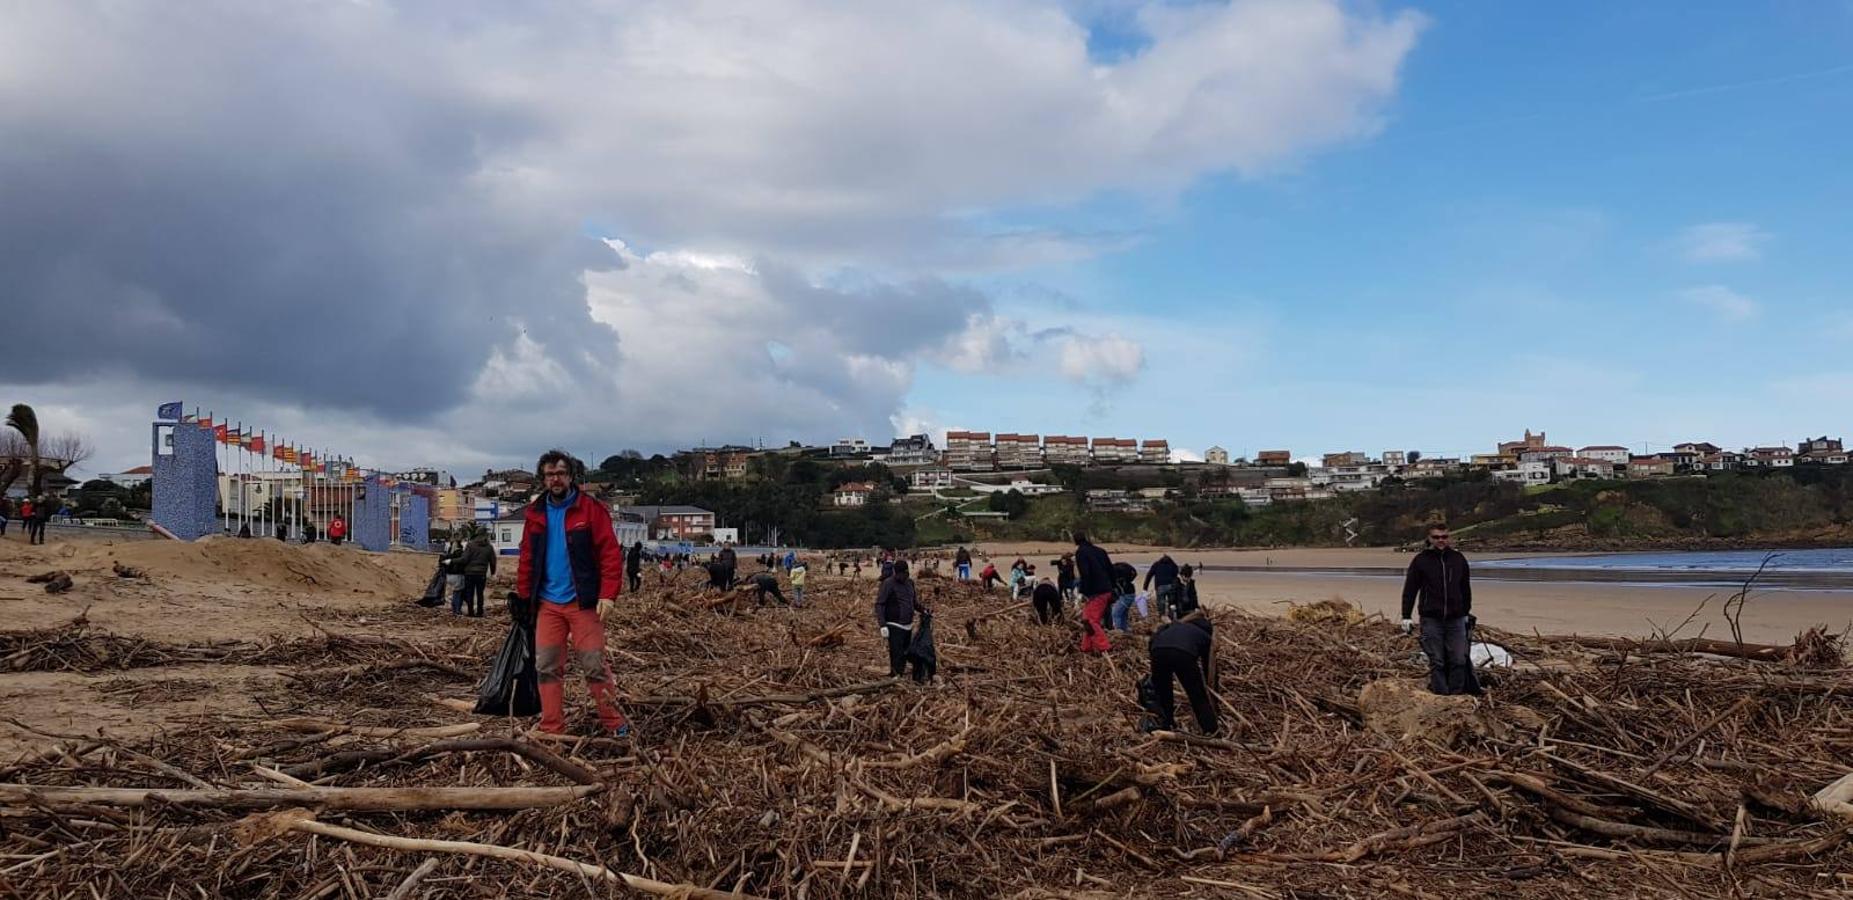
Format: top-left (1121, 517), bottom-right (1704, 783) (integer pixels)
top-left (515, 449), bottom-right (628, 736)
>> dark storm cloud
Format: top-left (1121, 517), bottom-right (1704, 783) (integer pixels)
top-left (0, 2), bottom-right (614, 419)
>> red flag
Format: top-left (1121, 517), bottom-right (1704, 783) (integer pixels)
top-left (214, 424), bottom-right (229, 443)
top-left (251, 434), bottom-right (266, 454)
top-left (199, 416), bottom-right (214, 429)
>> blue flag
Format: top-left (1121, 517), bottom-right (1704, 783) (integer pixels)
top-left (157, 401), bottom-right (183, 420)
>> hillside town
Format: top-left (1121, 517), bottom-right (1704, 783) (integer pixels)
top-left (203, 428), bottom-right (1836, 549)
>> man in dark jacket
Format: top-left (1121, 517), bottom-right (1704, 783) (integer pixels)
top-left (954, 546), bottom-right (972, 581)
top-left (1401, 523), bottom-right (1478, 696)
top-left (752, 571), bottom-right (788, 607)
top-left (873, 560), bottom-right (928, 681)
top-left (1110, 560), bottom-right (1140, 631)
top-left (514, 450), bottom-right (628, 736)
top-left (1172, 565), bottom-right (1202, 618)
top-left (626, 541), bottom-right (644, 593)
top-left (461, 534), bottom-right (497, 617)
top-left (1073, 532), bottom-right (1114, 653)
top-left (1054, 554), bottom-right (1076, 604)
top-left (716, 544), bottom-right (737, 590)
top-left (1147, 616), bottom-right (1217, 734)
top-left (1143, 555), bottom-right (1181, 619)
top-left (1031, 577), bottom-right (1063, 624)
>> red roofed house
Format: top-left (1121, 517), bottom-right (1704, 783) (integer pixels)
top-left (833, 482), bottom-right (877, 507)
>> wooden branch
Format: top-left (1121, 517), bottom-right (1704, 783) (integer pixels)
top-left (1534, 634), bottom-right (1787, 662)
top-left (0, 783), bottom-right (600, 812)
top-left (1543, 807), bottom-right (1769, 848)
top-left (1149, 731), bottom-right (1272, 754)
top-left (627, 677), bottom-right (900, 709)
top-left (382, 858), bottom-right (441, 900)
top-left (261, 719), bottom-right (481, 739)
top-left (1544, 752), bottom-right (1726, 831)
top-left (1484, 770), bottom-right (1636, 821)
top-left (278, 737), bottom-right (601, 785)
top-left (862, 727), bottom-right (971, 770)
top-left (1641, 696), bottom-right (1755, 777)
top-left (237, 811), bottom-right (768, 899)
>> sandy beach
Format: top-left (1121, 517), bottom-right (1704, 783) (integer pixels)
top-left (976, 543), bottom-right (1853, 644)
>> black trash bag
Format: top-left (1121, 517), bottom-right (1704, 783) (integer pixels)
top-left (905, 611), bottom-right (938, 681)
top-left (415, 567), bottom-right (446, 608)
top-left (1136, 673), bottom-right (1158, 715)
top-left (474, 609), bottom-right (541, 717)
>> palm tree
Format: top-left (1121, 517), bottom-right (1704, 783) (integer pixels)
top-left (6, 404), bottom-right (39, 498)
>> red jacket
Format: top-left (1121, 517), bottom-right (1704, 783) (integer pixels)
top-left (514, 490), bottom-right (624, 609)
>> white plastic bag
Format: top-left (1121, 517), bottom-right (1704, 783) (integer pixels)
top-left (1134, 592), bottom-right (1149, 618)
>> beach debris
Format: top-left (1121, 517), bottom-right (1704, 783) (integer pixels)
top-left (25, 571), bottom-right (73, 593)
top-left (111, 562), bottom-right (147, 579)
top-left (2, 563), bottom-right (1851, 896)
top-left (1285, 597), bottom-right (1364, 626)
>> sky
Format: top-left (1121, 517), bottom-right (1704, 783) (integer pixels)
top-left (2, 0), bottom-right (1850, 477)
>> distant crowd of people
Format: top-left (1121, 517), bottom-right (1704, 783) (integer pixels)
top-left (465, 448), bottom-right (1480, 741)
top-left (0, 495), bottom-right (59, 545)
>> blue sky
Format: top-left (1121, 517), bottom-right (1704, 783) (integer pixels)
top-left (5, 1), bottom-right (1850, 476)
top-left (911, 1), bottom-right (1853, 460)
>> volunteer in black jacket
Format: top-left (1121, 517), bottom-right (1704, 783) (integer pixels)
top-left (1401, 523), bottom-right (1479, 696)
top-left (1073, 532), bottom-right (1114, 653)
top-left (1147, 615), bottom-right (1217, 734)
top-left (1143, 555), bottom-right (1181, 618)
top-left (874, 561), bottom-right (929, 681)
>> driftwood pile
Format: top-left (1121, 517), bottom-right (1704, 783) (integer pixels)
top-left (2, 566), bottom-right (1852, 897)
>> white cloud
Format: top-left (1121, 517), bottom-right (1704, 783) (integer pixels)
top-left (1679, 285), bottom-right (1759, 321)
top-left (0, 0), bottom-right (1423, 471)
top-left (1673, 222), bottom-right (1770, 263)
top-left (1060, 334), bottom-right (1147, 384)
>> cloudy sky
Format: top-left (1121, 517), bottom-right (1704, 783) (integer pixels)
top-left (3, 1), bottom-right (1850, 477)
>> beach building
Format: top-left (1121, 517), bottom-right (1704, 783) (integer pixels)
top-left (832, 482), bottom-right (876, 507)
top-left (1674, 442), bottom-right (1722, 456)
top-left (1043, 435), bottom-right (1090, 466)
top-left (1745, 447), bottom-right (1795, 468)
top-left (945, 431), bottom-right (994, 471)
top-left (1577, 446), bottom-right (1630, 466)
top-left (1498, 430), bottom-right (1549, 456)
top-left (1205, 446), bottom-right (1230, 466)
top-left (1627, 456), bottom-right (1676, 478)
top-left (616, 505), bottom-right (716, 540)
top-left (1555, 457), bottom-right (1616, 479)
top-left (1091, 437), bottom-right (1138, 465)
top-left (1139, 440), bottom-right (1170, 464)
top-left (829, 438), bottom-right (871, 458)
top-left (994, 433), bottom-right (1043, 470)
top-left (1518, 445), bottom-right (1574, 464)
top-left (1256, 450), bottom-right (1292, 467)
top-left (1698, 452), bottom-right (1744, 472)
top-left (1798, 437), bottom-right (1847, 465)
top-left (883, 434), bottom-right (937, 465)
top-left (1382, 451), bottom-right (1407, 469)
top-left (1322, 451), bottom-right (1370, 468)
top-left (99, 465), bottom-right (154, 489)
top-left (909, 468), bottom-right (953, 489)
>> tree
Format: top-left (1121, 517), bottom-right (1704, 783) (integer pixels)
top-left (1286, 461), bottom-right (1309, 478)
top-left (7, 404), bottom-right (39, 497)
top-left (987, 489), bottom-right (1030, 520)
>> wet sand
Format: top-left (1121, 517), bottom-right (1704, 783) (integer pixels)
top-left (974, 543), bottom-right (1853, 644)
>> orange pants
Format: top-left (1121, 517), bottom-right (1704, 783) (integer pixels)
top-left (534, 601), bottom-right (625, 733)
top-left (1080, 592), bottom-right (1112, 653)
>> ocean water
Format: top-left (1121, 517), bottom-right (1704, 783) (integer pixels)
top-left (1478, 548), bottom-right (1853, 574)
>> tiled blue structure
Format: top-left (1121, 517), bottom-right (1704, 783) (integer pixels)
top-left (398, 488), bottom-right (431, 551)
top-left (354, 475), bottom-right (391, 552)
top-left (151, 422), bottom-right (219, 540)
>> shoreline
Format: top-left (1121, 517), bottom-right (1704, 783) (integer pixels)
top-left (972, 542), bottom-right (1853, 644)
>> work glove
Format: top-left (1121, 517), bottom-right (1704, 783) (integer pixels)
top-left (507, 591), bottom-right (531, 620)
top-left (597, 598), bottom-right (615, 622)
top-left (879, 626), bottom-right (890, 639)
top-left (1400, 618), bottom-right (1413, 635)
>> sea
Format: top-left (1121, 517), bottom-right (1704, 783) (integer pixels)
top-left (1476, 548), bottom-right (1853, 591)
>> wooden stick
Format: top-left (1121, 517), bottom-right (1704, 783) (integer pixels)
top-left (626, 677), bottom-right (900, 708)
top-left (0, 783), bottom-right (600, 812)
top-left (1641, 696), bottom-right (1755, 777)
top-left (247, 813), bottom-right (768, 899)
top-left (1543, 807), bottom-right (1769, 848)
top-left (382, 858), bottom-right (441, 900)
top-left (278, 737), bottom-right (601, 785)
top-left (261, 719), bottom-right (481, 739)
